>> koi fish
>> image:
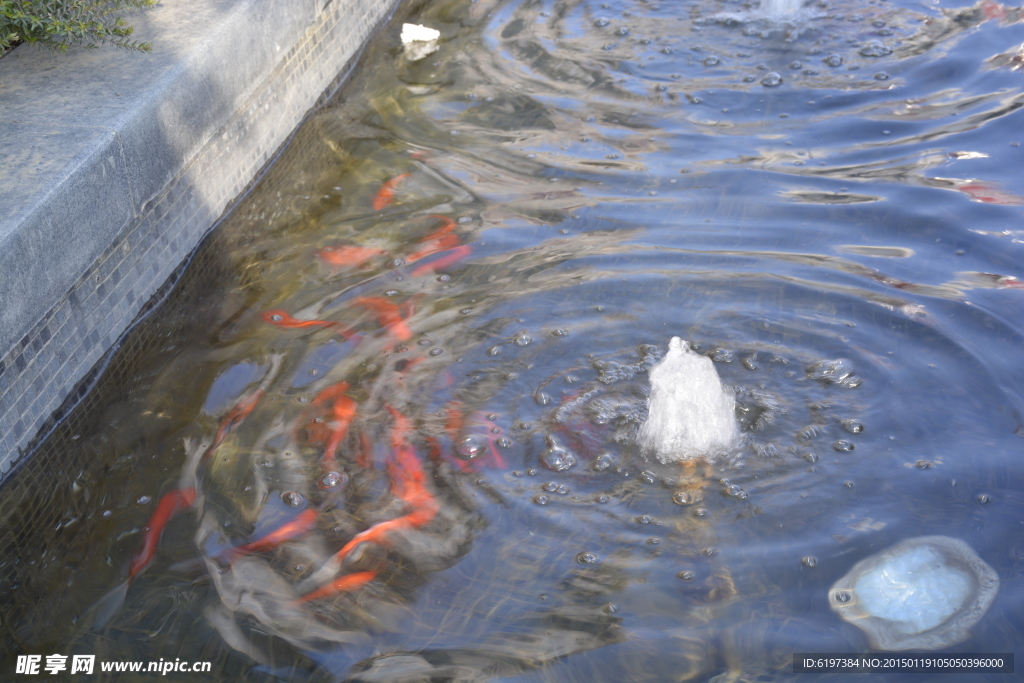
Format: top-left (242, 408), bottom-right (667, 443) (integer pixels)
top-left (410, 245), bottom-right (472, 277)
top-left (352, 297), bottom-right (413, 342)
top-left (957, 181), bottom-right (1024, 206)
top-left (406, 215), bottom-right (459, 263)
top-left (220, 508), bottom-right (318, 563)
top-left (298, 406), bottom-right (438, 602)
top-left (261, 309), bottom-right (354, 339)
top-left (295, 571), bottom-right (376, 603)
top-left (93, 487), bottom-right (196, 627)
top-left (317, 245), bottom-right (387, 270)
top-left (203, 389), bottom-right (265, 463)
top-left (372, 173), bottom-right (411, 211)
top-left (323, 393), bottom-right (357, 470)
top-left (129, 488), bottom-right (197, 580)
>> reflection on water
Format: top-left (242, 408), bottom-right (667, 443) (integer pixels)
top-left (2, 0), bottom-right (1024, 680)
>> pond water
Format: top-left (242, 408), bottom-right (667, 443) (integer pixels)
top-left (3, 0), bottom-right (1024, 680)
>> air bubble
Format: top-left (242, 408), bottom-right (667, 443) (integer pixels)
top-left (859, 40), bottom-right (892, 57)
top-left (429, 348), bottom-right (444, 356)
top-left (639, 470), bottom-right (656, 484)
top-left (806, 358), bottom-right (857, 386)
top-left (823, 54), bottom-right (843, 67)
top-left (694, 508), bottom-right (709, 518)
top-left (577, 552), bottom-right (599, 564)
top-left (270, 314), bottom-right (283, 322)
top-left (455, 435), bottom-right (486, 460)
top-left (540, 437), bottom-right (577, 471)
top-left (977, 493), bottom-right (990, 504)
top-left (802, 556), bottom-right (818, 568)
top-left (677, 570), bottom-right (695, 581)
top-left (761, 71), bottom-right (782, 86)
top-left (514, 333), bottom-right (533, 347)
top-left (318, 471), bottom-right (346, 489)
top-left (534, 494), bottom-right (550, 505)
top-left (282, 491), bottom-right (305, 507)
top-left (673, 491), bottom-right (696, 505)
top-left (637, 515), bottom-right (653, 524)
top-left (841, 420), bottom-right (864, 434)
top-left (703, 56), bottom-right (720, 66)
top-left (136, 496), bottom-right (151, 505)
top-left (833, 440), bottom-right (855, 452)
top-left (874, 72), bottom-right (890, 80)
top-left (711, 348), bottom-right (734, 363)
top-left (593, 452), bottom-right (615, 472)
top-left (542, 481), bottom-right (558, 493)
top-left (594, 17), bottom-right (610, 27)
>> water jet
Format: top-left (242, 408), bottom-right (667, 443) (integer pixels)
top-left (638, 337), bottom-right (738, 463)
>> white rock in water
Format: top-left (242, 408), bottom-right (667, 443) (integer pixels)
top-left (638, 337), bottom-right (738, 463)
top-left (830, 536), bottom-right (999, 651)
top-left (401, 23), bottom-right (441, 43)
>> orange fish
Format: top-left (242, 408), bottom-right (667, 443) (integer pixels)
top-left (372, 173), bottom-right (411, 211)
top-left (129, 488), bottom-right (197, 580)
top-left (406, 215), bottom-right (459, 263)
top-left (317, 245), bottom-right (386, 269)
top-left (323, 396), bottom-right (357, 470)
top-left (299, 406), bottom-right (438, 602)
top-left (296, 571), bottom-right (376, 603)
top-left (262, 309), bottom-right (353, 339)
top-left (222, 508), bottom-right (318, 562)
top-left (352, 297), bottom-right (413, 341)
top-left (410, 245), bottom-right (473, 277)
top-left (203, 388), bottom-right (265, 462)
top-left (957, 182), bottom-right (1024, 206)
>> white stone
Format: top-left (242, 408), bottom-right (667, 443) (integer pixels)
top-left (830, 536), bottom-right (999, 651)
top-left (638, 337), bottom-right (737, 463)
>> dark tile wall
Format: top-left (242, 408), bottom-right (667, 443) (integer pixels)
top-left (0, 0), bottom-right (394, 480)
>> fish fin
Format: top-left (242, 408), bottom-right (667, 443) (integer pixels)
top-left (90, 581), bottom-right (129, 629)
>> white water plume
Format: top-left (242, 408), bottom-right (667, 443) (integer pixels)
top-left (759, 0), bottom-right (803, 20)
top-left (639, 337), bottom-right (738, 463)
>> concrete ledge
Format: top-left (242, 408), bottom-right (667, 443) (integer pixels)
top-left (0, 0), bottom-right (400, 476)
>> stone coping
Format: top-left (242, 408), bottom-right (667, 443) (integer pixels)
top-left (0, 0), bottom-right (400, 478)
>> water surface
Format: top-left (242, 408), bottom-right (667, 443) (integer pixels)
top-left (2, 0), bottom-right (1024, 680)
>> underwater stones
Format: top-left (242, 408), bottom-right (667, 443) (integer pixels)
top-left (638, 337), bottom-right (737, 463)
top-left (829, 536), bottom-right (999, 651)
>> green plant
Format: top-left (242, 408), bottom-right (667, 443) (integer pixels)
top-left (1, 0), bottom-right (155, 54)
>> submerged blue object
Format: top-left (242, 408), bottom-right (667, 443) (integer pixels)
top-left (829, 536), bottom-right (999, 651)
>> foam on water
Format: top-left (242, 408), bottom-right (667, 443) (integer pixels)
top-left (638, 337), bottom-right (738, 463)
